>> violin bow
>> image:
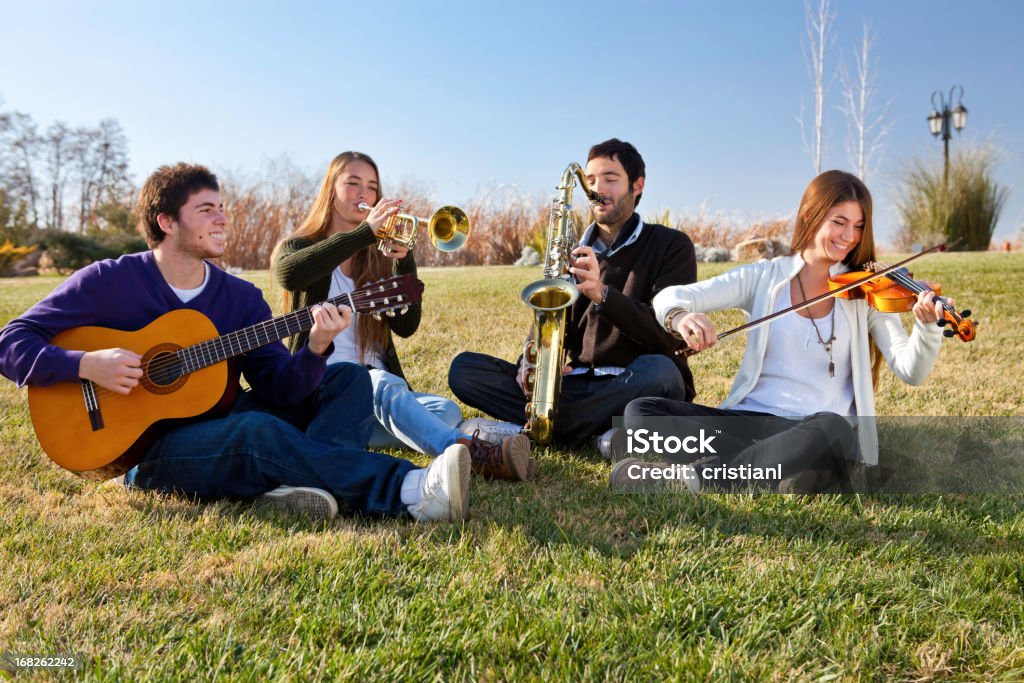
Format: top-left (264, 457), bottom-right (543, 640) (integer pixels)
top-left (676, 243), bottom-right (947, 357)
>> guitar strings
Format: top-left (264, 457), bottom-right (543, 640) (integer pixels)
top-left (86, 284), bottom-right (414, 401)
top-left (127, 285), bottom-right (406, 377)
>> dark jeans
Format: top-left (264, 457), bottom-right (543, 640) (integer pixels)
top-left (448, 351), bottom-right (687, 448)
top-left (123, 363), bottom-right (417, 518)
top-left (623, 397), bottom-right (857, 491)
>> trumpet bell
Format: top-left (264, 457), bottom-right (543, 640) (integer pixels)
top-left (365, 201), bottom-right (471, 253)
top-left (429, 206), bottom-right (471, 253)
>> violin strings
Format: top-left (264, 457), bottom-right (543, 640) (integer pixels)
top-left (873, 264), bottom-right (957, 317)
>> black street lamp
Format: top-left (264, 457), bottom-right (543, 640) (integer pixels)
top-left (927, 85), bottom-right (968, 186)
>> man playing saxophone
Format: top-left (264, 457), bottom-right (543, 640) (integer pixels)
top-left (449, 139), bottom-right (697, 452)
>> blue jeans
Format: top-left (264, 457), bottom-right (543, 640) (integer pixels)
top-left (448, 352), bottom-right (687, 448)
top-left (124, 363), bottom-right (417, 518)
top-left (367, 368), bottom-right (464, 456)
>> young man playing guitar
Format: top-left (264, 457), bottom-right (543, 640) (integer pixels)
top-left (0, 163), bottom-right (470, 523)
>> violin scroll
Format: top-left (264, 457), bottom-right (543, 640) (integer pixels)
top-left (937, 308), bottom-right (978, 342)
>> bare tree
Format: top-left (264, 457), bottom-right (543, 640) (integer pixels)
top-left (0, 107), bottom-right (41, 225)
top-left (43, 121), bottom-right (74, 230)
top-left (838, 22), bottom-right (892, 183)
top-left (71, 118), bottom-right (131, 232)
top-left (797, 0), bottom-right (836, 174)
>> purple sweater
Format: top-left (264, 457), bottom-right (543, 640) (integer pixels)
top-left (0, 251), bottom-right (326, 407)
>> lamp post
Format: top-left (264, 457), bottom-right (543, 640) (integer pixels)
top-left (927, 85), bottom-right (968, 186)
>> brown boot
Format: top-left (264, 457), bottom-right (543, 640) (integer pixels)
top-left (459, 431), bottom-right (533, 481)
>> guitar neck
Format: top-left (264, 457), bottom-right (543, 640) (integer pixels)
top-left (177, 283), bottom-right (414, 375)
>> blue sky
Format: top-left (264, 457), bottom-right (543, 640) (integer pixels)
top-left (1, 0), bottom-right (1021, 245)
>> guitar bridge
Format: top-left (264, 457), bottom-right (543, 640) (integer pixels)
top-left (81, 379), bottom-right (104, 431)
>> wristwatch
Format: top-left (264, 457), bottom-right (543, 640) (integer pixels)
top-left (594, 285), bottom-right (610, 312)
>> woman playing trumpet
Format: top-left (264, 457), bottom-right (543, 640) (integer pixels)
top-left (272, 151), bottom-right (533, 480)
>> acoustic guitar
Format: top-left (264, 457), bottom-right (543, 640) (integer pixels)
top-left (27, 274), bottom-right (424, 480)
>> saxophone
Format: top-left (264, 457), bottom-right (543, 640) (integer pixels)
top-left (519, 163), bottom-right (600, 444)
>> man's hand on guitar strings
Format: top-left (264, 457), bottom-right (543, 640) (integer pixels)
top-left (78, 348), bottom-right (143, 395)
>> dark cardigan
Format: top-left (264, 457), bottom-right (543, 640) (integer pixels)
top-left (273, 222), bottom-right (420, 380)
top-left (566, 215), bottom-right (698, 401)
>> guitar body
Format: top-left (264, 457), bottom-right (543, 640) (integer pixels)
top-left (25, 273), bottom-right (424, 480)
top-left (28, 309), bottom-right (237, 480)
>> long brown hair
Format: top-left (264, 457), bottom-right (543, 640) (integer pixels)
top-left (790, 170), bottom-right (874, 267)
top-left (272, 151), bottom-right (391, 362)
top-left (790, 170), bottom-right (884, 386)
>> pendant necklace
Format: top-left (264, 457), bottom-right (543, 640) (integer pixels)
top-left (796, 273), bottom-right (837, 378)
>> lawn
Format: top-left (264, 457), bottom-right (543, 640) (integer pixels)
top-left (1, 252), bottom-right (1022, 681)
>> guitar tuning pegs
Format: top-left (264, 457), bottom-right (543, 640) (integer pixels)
top-left (943, 329), bottom-right (956, 338)
top-left (385, 309), bottom-right (396, 317)
top-left (372, 312), bottom-right (382, 321)
top-left (400, 305), bottom-right (409, 315)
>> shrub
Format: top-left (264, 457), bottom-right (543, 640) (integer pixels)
top-left (38, 232), bottom-right (113, 273)
top-left (0, 239), bottom-right (36, 275)
top-left (35, 230), bottom-right (147, 273)
top-left (895, 144), bottom-right (1009, 251)
top-left (95, 231), bottom-right (148, 256)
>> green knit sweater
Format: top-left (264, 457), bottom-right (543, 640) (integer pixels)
top-left (273, 222), bottom-right (420, 380)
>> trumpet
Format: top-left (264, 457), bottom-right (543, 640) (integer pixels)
top-left (358, 202), bottom-right (470, 253)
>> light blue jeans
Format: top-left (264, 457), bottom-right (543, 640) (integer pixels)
top-left (367, 368), bottom-right (464, 456)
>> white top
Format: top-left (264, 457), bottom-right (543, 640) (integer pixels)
top-left (652, 254), bottom-right (943, 465)
top-left (325, 267), bottom-right (386, 369)
top-left (169, 262), bottom-right (209, 303)
top-left (733, 284), bottom-right (855, 417)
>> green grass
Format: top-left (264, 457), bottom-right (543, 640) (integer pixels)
top-left (1, 253), bottom-right (1022, 681)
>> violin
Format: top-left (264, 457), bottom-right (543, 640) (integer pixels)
top-left (675, 243), bottom-right (978, 357)
top-left (828, 261), bottom-right (977, 342)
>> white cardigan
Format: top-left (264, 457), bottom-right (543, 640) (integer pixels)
top-left (652, 255), bottom-right (943, 465)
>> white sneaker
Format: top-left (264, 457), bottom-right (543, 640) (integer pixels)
top-left (408, 444), bottom-right (471, 522)
top-left (595, 428), bottom-right (618, 462)
top-left (458, 417), bottom-right (524, 446)
top-left (257, 486), bottom-right (339, 521)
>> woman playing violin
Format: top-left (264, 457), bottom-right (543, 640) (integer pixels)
top-left (619, 170), bottom-right (950, 491)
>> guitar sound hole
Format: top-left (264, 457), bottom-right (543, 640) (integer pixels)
top-left (147, 352), bottom-right (183, 387)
